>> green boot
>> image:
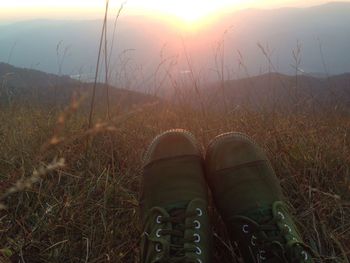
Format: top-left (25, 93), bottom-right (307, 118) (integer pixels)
top-left (140, 130), bottom-right (212, 263)
top-left (205, 132), bottom-right (314, 262)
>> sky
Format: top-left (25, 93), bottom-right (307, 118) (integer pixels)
top-left (1, 0), bottom-right (348, 24)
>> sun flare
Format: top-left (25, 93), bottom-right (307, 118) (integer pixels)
top-left (152, 1), bottom-right (220, 23)
top-left (135, 0), bottom-right (242, 24)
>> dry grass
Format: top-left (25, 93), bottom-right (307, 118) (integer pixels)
top-left (0, 99), bottom-right (349, 262)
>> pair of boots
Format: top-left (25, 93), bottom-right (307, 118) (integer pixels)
top-left (140, 130), bottom-right (313, 263)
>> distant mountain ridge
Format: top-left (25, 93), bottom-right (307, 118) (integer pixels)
top-left (1, 62), bottom-right (350, 113)
top-left (0, 62), bottom-right (78, 88)
top-left (0, 62), bottom-right (158, 110)
top-left (205, 71), bottom-right (350, 112)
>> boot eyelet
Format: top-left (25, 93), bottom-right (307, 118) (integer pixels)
top-left (195, 246), bottom-right (202, 255)
top-left (277, 211), bottom-right (285, 220)
top-left (284, 224), bottom-right (292, 233)
top-left (156, 216), bottom-right (162, 224)
top-left (196, 208), bottom-right (203, 217)
top-left (155, 243), bottom-right (162, 252)
top-left (194, 220), bottom-right (201, 229)
top-left (156, 229), bottom-right (162, 238)
top-left (242, 224), bottom-right (249, 234)
top-left (194, 233), bottom-right (201, 243)
top-left (251, 235), bottom-right (257, 246)
top-left (301, 251), bottom-right (308, 261)
top-left (259, 250), bottom-right (266, 260)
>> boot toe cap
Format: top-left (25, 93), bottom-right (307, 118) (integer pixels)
top-left (143, 129), bottom-right (201, 167)
top-left (206, 132), bottom-right (267, 173)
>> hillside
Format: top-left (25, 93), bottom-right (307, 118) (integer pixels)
top-left (0, 62), bottom-right (158, 110)
top-left (1, 91), bottom-right (349, 262)
top-left (205, 72), bottom-right (350, 112)
top-left (0, 62), bottom-right (350, 262)
top-left (2, 62), bottom-right (350, 114)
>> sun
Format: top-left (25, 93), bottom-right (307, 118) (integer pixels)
top-left (130, 0), bottom-right (240, 25)
top-left (163, 1), bottom-right (218, 23)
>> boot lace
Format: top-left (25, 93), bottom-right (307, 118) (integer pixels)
top-left (148, 207), bottom-right (203, 263)
top-left (232, 204), bottom-right (317, 262)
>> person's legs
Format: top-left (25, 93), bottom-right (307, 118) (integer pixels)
top-left (140, 130), bottom-right (212, 263)
top-left (205, 132), bottom-right (314, 262)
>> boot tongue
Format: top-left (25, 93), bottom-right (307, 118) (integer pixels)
top-left (245, 205), bottom-right (273, 224)
top-left (245, 205), bottom-right (285, 245)
top-left (164, 201), bottom-right (190, 256)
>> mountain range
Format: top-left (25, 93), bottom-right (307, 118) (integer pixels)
top-left (1, 62), bottom-right (349, 113)
top-left (0, 62), bottom-right (157, 111)
top-left (207, 72), bottom-right (350, 112)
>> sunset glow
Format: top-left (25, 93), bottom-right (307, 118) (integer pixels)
top-left (0, 0), bottom-right (243, 24)
top-left (132, 0), bottom-right (245, 23)
top-left (0, 0), bottom-right (347, 24)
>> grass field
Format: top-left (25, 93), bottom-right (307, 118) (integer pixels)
top-left (0, 98), bottom-right (349, 262)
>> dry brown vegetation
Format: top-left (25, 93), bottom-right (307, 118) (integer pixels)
top-left (1, 1), bottom-right (350, 261)
top-left (0, 96), bottom-right (349, 262)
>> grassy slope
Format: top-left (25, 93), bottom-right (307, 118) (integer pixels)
top-left (0, 100), bottom-right (349, 262)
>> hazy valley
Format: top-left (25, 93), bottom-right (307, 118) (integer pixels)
top-left (1, 2), bottom-right (350, 87)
